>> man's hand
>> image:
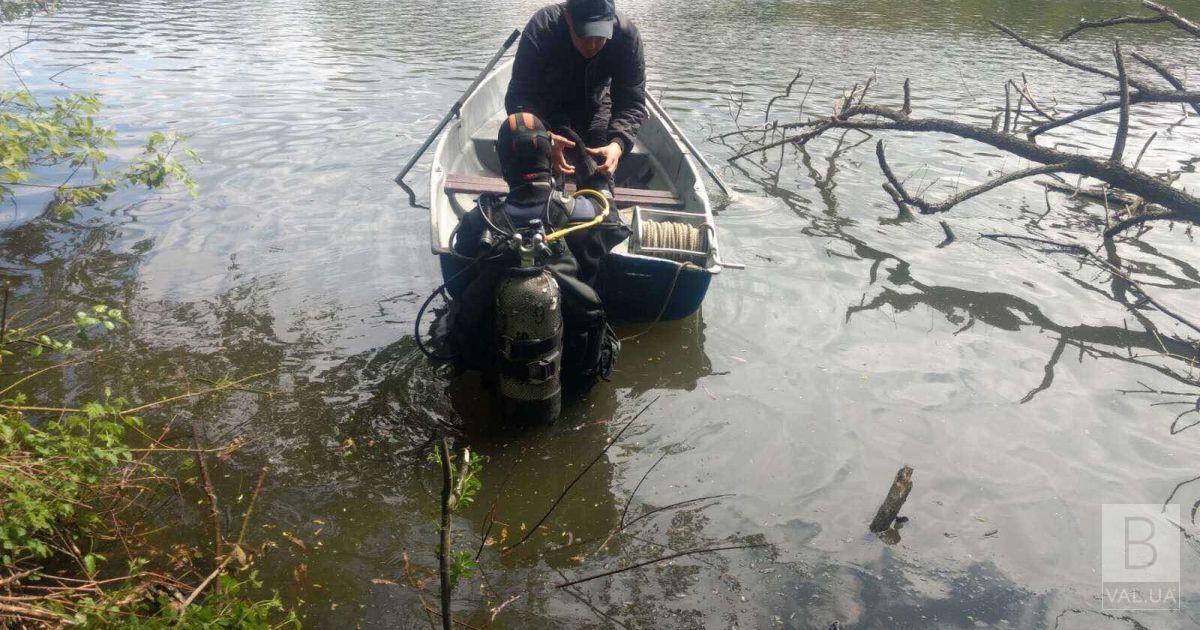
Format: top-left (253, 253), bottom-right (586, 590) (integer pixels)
top-left (586, 141), bottom-right (623, 177)
top-left (550, 132), bottom-right (576, 175)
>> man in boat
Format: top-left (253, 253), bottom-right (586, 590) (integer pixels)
top-left (447, 113), bottom-right (623, 402)
top-left (505, 0), bottom-right (647, 182)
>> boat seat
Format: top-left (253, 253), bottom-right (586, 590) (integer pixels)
top-left (469, 115), bottom-right (654, 181)
top-left (444, 174), bottom-right (684, 209)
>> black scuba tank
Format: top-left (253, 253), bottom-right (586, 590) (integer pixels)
top-left (493, 224), bottom-right (563, 424)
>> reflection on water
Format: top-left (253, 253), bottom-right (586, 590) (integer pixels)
top-left (3, 0), bottom-right (1200, 627)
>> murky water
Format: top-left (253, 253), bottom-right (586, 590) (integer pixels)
top-left (5, 0), bottom-right (1200, 627)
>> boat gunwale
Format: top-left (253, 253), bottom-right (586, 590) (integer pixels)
top-left (427, 59), bottom-right (722, 275)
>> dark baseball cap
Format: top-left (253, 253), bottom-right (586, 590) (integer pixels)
top-left (567, 0), bottom-right (615, 39)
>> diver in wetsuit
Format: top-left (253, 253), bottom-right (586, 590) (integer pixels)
top-left (447, 113), bottom-right (625, 401)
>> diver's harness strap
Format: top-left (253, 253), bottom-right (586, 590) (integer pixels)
top-left (499, 329), bottom-right (562, 362)
top-left (498, 329), bottom-right (562, 382)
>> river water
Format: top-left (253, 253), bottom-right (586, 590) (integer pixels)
top-left (4, 0), bottom-right (1200, 628)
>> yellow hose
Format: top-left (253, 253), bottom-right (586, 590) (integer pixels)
top-left (545, 189), bottom-right (611, 243)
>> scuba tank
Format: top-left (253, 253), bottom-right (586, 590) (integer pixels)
top-left (494, 220), bottom-right (563, 424)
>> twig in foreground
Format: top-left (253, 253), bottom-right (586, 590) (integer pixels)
top-left (502, 395), bottom-right (661, 554)
top-left (555, 543), bottom-right (768, 589)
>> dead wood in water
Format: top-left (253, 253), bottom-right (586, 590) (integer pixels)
top-left (870, 466), bottom-right (914, 534)
top-left (727, 13), bottom-right (1200, 238)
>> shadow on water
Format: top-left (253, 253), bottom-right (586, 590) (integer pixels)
top-left (723, 125), bottom-right (1200, 627)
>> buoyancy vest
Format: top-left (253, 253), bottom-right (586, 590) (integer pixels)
top-left (447, 192), bottom-right (625, 396)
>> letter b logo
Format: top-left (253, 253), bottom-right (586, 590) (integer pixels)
top-left (1102, 505), bottom-right (1179, 583)
top-left (1124, 516), bottom-right (1157, 570)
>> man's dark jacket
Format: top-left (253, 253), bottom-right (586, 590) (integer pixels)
top-left (505, 3), bottom-right (647, 154)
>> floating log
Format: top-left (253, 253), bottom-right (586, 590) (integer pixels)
top-left (869, 466), bottom-right (914, 534)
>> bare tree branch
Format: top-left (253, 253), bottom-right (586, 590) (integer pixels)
top-left (1105, 209), bottom-right (1186, 237)
top-left (1133, 131), bottom-right (1159, 170)
top-left (1113, 42), bottom-right (1131, 163)
top-left (990, 21), bottom-right (1154, 93)
top-left (1003, 81), bottom-right (1013, 134)
top-left (0, 38), bottom-right (42, 61)
top-left (1132, 52), bottom-right (1200, 116)
top-left (1143, 0), bottom-right (1200, 39)
top-left (733, 94), bottom-right (1200, 226)
top-left (1010, 79), bottom-right (1056, 122)
top-left (554, 543), bottom-right (767, 589)
top-left (1061, 15), bottom-right (1167, 41)
top-left (873, 141), bottom-right (1067, 214)
top-left (764, 67), bottom-right (803, 123)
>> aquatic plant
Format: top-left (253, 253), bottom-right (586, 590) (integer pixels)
top-left (1, 3), bottom-right (198, 220)
top-left (0, 298), bottom-right (299, 627)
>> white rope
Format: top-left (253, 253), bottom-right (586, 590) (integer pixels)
top-left (640, 220), bottom-right (708, 263)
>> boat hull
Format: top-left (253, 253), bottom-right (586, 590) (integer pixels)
top-left (429, 59), bottom-right (720, 324)
top-left (439, 252), bottom-right (711, 323)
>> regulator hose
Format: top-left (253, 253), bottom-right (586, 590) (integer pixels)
top-left (545, 189), bottom-right (611, 243)
top-left (414, 283), bottom-right (455, 361)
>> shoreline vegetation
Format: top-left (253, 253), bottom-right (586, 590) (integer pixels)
top-left (1, 2), bottom-right (298, 627)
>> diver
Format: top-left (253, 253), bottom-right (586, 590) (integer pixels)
top-left (445, 112), bottom-right (627, 423)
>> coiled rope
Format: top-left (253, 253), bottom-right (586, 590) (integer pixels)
top-left (639, 220), bottom-right (708, 263)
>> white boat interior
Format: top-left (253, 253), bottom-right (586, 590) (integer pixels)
top-left (429, 60), bottom-right (721, 272)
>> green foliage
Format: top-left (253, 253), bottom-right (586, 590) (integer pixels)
top-left (75, 303), bottom-right (128, 336)
top-left (429, 444), bottom-right (484, 609)
top-left (0, 301), bottom-right (298, 627)
top-left (449, 550), bottom-right (477, 588)
top-left (455, 451), bottom-right (483, 511)
top-left (0, 301), bottom-right (125, 363)
top-left (66, 572), bottom-right (299, 629)
top-left (0, 399), bottom-right (137, 562)
top-left (428, 446), bottom-right (484, 512)
top-left (0, 90), bottom-right (200, 219)
top-left (0, 0), bottom-right (54, 22)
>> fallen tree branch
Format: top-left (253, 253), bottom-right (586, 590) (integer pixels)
top-left (732, 96), bottom-right (1200, 228)
top-left (1131, 52), bottom-right (1200, 116)
top-left (990, 21), bottom-right (1154, 93)
top-left (1060, 15), bottom-right (1167, 41)
top-left (874, 141), bottom-right (1068, 214)
top-left (176, 556), bottom-right (232, 612)
top-left (1143, 0), bottom-right (1200, 39)
top-left (869, 466), bottom-right (914, 533)
top-left (764, 67), bottom-right (803, 123)
top-left (1113, 43), bottom-right (1131, 163)
top-left (192, 433), bottom-right (224, 564)
top-left (554, 543), bottom-right (767, 589)
top-left (120, 370), bottom-right (276, 415)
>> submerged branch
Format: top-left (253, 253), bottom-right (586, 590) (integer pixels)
top-left (554, 543), bottom-right (767, 589)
